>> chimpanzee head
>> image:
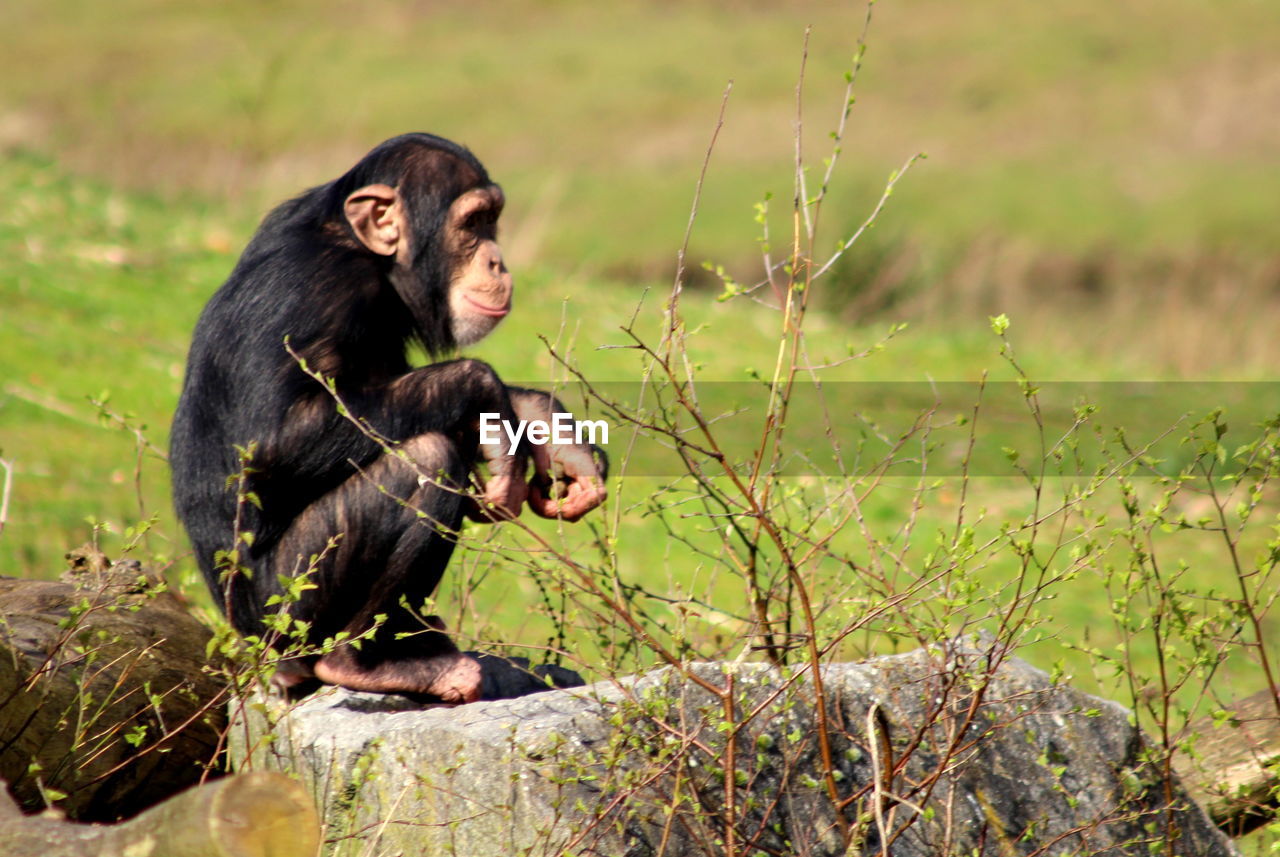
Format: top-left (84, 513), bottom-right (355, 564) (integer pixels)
top-left (336, 133), bottom-right (512, 354)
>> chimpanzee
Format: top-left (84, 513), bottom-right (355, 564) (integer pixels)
top-left (171, 133), bottom-right (606, 703)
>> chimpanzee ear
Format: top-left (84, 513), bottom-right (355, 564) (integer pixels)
top-left (344, 184), bottom-right (403, 256)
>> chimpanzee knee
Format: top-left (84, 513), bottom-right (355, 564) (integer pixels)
top-left (267, 433), bottom-right (466, 645)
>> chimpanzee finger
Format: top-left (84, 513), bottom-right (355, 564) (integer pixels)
top-left (528, 476), bottom-right (606, 521)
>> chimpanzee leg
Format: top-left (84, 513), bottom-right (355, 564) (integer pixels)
top-left (267, 434), bottom-right (482, 701)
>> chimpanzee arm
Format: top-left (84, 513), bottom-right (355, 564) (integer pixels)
top-left (357, 360), bottom-right (518, 447)
top-left (261, 358), bottom-right (527, 515)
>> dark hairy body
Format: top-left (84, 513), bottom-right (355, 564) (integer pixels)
top-left (171, 134), bottom-right (605, 702)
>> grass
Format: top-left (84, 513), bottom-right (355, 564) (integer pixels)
top-left (2, 1), bottom-right (1277, 267)
top-left (0, 150), bottom-right (1020, 577)
top-left (3, 148), bottom-right (1274, 704)
top-left (4, 2), bottom-right (1277, 371)
top-left (0, 163), bottom-right (1135, 584)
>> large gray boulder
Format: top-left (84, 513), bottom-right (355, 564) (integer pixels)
top-left (231, 643), bottom-right (1236, 856)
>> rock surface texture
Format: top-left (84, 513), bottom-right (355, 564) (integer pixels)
top-left (232, 644), bottom-right (1237, 856)
top-left (0, 553), bottom-right (225, 820)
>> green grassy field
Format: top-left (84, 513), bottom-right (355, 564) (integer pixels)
top-left (3, 0), bottom-right (1277, 375)
top-left (2, 6), bottom-right (1279, 840)
top-left (1, 145), bottom-right (1274, 701)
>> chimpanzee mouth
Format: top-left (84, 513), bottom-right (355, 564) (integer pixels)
top-left (464, 295), bottom-right (510, 317)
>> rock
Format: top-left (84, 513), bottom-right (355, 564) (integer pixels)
top-left (1173, 686), bottom-right (1280, 835)
top-left (231, 642), bottom-right (1237, 856)
top-left (0, 772), bottom-right (318, 857)
top-left (0, 549), bottom-right (227, 820)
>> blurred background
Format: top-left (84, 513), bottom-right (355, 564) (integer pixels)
top-left (0, 0), bottom-right (1277, 571)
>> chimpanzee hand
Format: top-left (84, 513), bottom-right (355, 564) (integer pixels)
top-left (466, 467), bottom-right (529, 523)
top-left (527, 441), bottom-right (606, 522)
top-left (508, 390), bottom-right (607, 522)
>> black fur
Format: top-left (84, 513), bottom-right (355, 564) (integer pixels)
top-left (170, 134), bottom-right (514, 646)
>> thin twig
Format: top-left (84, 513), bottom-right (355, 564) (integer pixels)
top-left (0, 458), bottom-right (11, 539)
top-left (4, 383), bottom-right (97, 427)
top-left (666, 81), bottom-right (734, 343)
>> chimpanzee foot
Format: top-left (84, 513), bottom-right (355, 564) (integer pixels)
top-left (271, 658), bottom-right (321, 697)
top-left (467, 652), bottom-right (586, 700)
top-left (314, 649), bottom-right (482, 703)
